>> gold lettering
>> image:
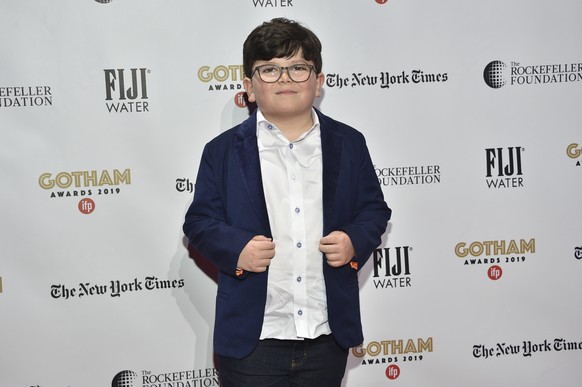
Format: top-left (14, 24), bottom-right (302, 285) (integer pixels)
top-left (506, 240), bottom-right (519, 254)
top-left (352, 344), bottom-right (365, 357)
top-left (521, 238), bottom-right (535, 254)
top-left (417, 337), bottom-right (433, 352)
top-left (567, 143), bottom-right (581, 159)
top-left (55, 172), bottom-right (72, 188)
top-left (352, 338), bottom-right (434, 357)
top-left (404, 339), bottom-right (417, 353)
top-left (456, 239), bottom-right (535, 257)
top-left (98, 170), bottom-right (114, 185)
top-left (367, 341), bottom-right (381, 356)
top-left (197, 65), bottom-right (245, 83)
top-left (38, 173), bottom-right (54, 189)
top-left (114, 169), bottom-right (131, 184)
top-left (85, 170), bottom-right (98, 186)
top-left (38, 169), bottom-right (132, 189)
top-left (391, 340), bottom-right (403, 354)
top-left (198, 66), bottom-right (212, 82)
top-left (455, 242), bottom-right (468, 257)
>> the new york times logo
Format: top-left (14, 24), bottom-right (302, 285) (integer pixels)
top-left (326, 69), bottom-right (448, 90)
top-left (104, 68), bottom-right (149, 113)
top-left (485, 147), bottom-right (524, 189)
top-left (372, 246), bottom-right (412, 289)
top-left (575, 246), bottom-right (582, 260)
top-left (176, 178), bottom-right (194, 193)
top-left (474, 338), bottom-right (582, 359)
top-left (484, 60), bottom-right (582, 88)
top-left (51, 276), bottom-right (185, 299)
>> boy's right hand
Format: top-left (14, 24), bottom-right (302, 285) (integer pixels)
top-left (237, 235), bottom-right (275, 273)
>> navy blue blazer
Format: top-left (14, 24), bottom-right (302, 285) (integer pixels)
top-left (183, 108), bottom-right (391, 359)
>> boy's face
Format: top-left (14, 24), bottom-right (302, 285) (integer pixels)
top-left (243, 50), bottom-right (324, 123)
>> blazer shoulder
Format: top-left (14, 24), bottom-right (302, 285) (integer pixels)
top-left (317, 109), bottom-right (367, 143)
top-left (205, 126), bottom-right (237, 150)
top-left (205, 112), bottom-right (257, 150)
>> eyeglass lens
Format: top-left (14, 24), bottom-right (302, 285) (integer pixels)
top-left (255, 64), bottom-right (313, 83)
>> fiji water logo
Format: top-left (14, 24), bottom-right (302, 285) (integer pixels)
top-left (104, 68), bottom-right (150, 113)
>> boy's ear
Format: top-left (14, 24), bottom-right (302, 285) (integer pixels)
top-left (315, 73), bottom-right (325, 98)
top-left (243, 77), bottom-right (256, 103)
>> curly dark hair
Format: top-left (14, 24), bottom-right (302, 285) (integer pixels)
top-left (243, 18), bottom-right (323, 78)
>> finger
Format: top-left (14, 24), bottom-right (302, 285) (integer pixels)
top-left (320, 242), bottom-right (338, 253)
top-left (321, 230), bottom-right (343, 241)
top-left (257, 249), bottom-right (275, 260)
top-left (325, 252), bottom-right (337, 261)
top-left (320, 235), bottom-right (335, 245)
top-left (326, 257), bottom-right (343, 267)
top-left (252, 235), bottom-right (272, 242)
top-left (250, 239), bottom-right (275, 250)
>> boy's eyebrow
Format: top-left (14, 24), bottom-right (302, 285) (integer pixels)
top-left (255, 59), bottom-right (312, 66)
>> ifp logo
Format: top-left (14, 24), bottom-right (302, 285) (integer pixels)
top-left (234, 92), bottom-right (247, 108)
top-left (386, 364), bottom-right (400, 380)
top-left (488, 265), bottom-right (503, 280)
top-left (78, 198), bottom-right (95, 214)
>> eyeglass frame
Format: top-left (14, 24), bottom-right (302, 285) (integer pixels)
top-left (250, 63), bottom-right (316, 83)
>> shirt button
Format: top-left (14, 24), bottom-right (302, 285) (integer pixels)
top-left (289, 143), bottom-right (294, 149)
top-left (291, 173), bottom-right (296, 180)
top-left (296, 276), bottom-right (302, 283)
top-left (294, 207), bottom-right (300, 214)
top-left (297, 310), bottom-right (303, 316)
top-left (267, 124), bottom-right (273, 130)
top-left (296, 242), bottom-right (302, 248)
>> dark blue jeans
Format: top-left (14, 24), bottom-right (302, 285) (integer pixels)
top-left (218, 335), bottom-right (348, 387)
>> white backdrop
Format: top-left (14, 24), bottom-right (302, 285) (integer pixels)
top-left (1, 0), bottom-right (582, 386)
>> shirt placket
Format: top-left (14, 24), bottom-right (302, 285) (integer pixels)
top-left (285, 142), bottom-right (309, 337)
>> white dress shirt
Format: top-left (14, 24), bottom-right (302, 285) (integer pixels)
top-left (256, 109), bottom-right (331, 340)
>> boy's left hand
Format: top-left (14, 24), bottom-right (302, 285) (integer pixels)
top-left (319, 231), bottom-right (356, 267)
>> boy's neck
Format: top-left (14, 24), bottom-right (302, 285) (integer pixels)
top-left (262, 110), bottom-right (314, 142)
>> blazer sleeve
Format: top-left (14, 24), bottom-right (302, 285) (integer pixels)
top-left (183, 142), bottom-right (255, 277)
top-left (340, 133), bottom-right (391, 269)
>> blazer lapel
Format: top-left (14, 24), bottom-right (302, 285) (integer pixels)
top-left (319, 110), bottom-right (343, 234)
top-left (234, 113), bottom-right (271, 234)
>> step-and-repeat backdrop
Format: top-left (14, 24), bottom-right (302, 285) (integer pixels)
top-left (2, 1), bottom-right (581, 386)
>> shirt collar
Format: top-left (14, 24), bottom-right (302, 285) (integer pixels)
top-left (256, 108), bottom-right (320, 144)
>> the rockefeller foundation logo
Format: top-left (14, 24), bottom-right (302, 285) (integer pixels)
top-left (484, 60), bottom-right (582, 88)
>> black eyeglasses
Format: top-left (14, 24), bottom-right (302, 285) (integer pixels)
top-left (251, 63), bottom-right (315, 83)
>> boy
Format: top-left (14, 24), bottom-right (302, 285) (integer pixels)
top-left (183, 18), bottom-right (391, 386)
